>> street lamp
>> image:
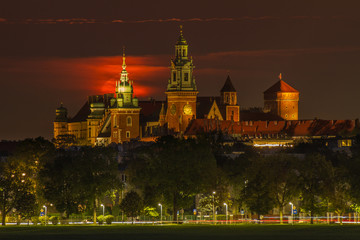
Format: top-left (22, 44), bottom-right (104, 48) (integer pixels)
top-left (43, 205), bottom-right (47, 225)
top-left (100, 204), bottom-right (105, 216)
top-left (212, 191), bottom-right (216, 224)
top-left (158, 203), bottom-right (162, 224)
top-left (289, 202), bottom-right (294, 225)
top-left (224, 203), bottom-right (228, 224)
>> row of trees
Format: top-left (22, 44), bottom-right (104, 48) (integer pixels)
top-left (124, 134), bottom-right (360, 224)
top-left (0, 138), bottom-right (122, 225)
top-left (1, 134), bottom-right (360, 225)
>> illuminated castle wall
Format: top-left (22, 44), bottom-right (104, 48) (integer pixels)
top-left (53, 28), bottom-right (315, 146)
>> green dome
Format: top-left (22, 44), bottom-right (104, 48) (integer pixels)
top-left (55, 103), bottom-right (68, 122)
top-left (177, 33), bottom-right (187, 45)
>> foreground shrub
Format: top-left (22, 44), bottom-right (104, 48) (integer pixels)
top-left (97, 215), bottom-right (104, 224)
top-left (105, 215), bottom-right (115, 224)
top-left (31, 216), bottom-right (39, 225)
top-left (50, 216), bottom-right (59, 225)
top-left (60, 216), bottom-right (68, 225)
top-left (39, 216), bottom-right (48, 225)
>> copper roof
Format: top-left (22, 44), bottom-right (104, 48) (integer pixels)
top-left (264, 80), bottom-right (299, 94)
top-left (185, 119), bottom-right (356, 137)
top-left (220, 75), bottom-right (236, 92)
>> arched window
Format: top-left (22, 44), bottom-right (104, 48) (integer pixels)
top-left (113, 115), bottom-right (117, 127)
top-left (126, 131), bottom-right (130, 138)
top-left (127, 116), bottom-right (132, 126)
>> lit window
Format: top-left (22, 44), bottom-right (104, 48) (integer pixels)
top-left (184, 73), bottom-right (189, 81)
top-left (113, 115), bottom-right (117, 127)
top-left (338, 139), bottom-right (352, 147)
top-left (127, 116), bottom-right (132, 126)
top-left (126, 131), bottom-right (130, 138)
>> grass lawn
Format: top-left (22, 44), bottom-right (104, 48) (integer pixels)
top-left (1, 224), bottom-right (360, 240)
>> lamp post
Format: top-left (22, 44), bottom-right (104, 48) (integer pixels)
top-left (212, 191), bottom-right (216, 224)
top-left (101, 204), bottom-right (105, 216)
top-left (158, 203), bottom-right (162, 224)
top-left (224, 203), bottom-right (228, 224)
top-left (43, 205), bottom-right (47, 225)
top-left (289, 202), bottom-right (294, 225)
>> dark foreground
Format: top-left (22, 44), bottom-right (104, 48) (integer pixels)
top-left (1, 224), bottom-right (360, 240)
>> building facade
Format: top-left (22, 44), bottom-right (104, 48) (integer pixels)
top-left (54, 27), bottom-right (356, 147)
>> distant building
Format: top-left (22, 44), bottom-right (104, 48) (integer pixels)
top-left (54, 27), bottom-right (358, 147)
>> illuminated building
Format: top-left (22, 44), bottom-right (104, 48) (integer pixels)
top-left (54, 51), bottom-right (141, 146)
top-left (264, 73), bottom-right (299, 120)
top-left (53, 27), bottom-right (357, 147)
top-left (165, 26), bottom-right (198, 133)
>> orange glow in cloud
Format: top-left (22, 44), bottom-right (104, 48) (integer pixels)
top-left (0, 55), bottom-right (169, 98)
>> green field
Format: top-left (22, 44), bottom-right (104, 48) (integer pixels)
top-left (1, 224), bottom-right (360, 240)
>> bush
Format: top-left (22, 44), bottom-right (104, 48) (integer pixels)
top-left (60, 216), bottom-right (68, 225)
top-left (105, 215), bottom-right (114, 224)
top-left (31, 216), bottom-right (39, 225)
top-left (50, 216), bottom-right (59, 225)
top-left (97, 215), bottom-right (104, 224)
top-left (39, 216), bottom-right (48, 225)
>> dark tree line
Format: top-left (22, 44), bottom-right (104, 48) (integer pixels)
top-left (0, 138), bottom-right (121, 225)
top-left (2, 134), bottom-right (360, 225)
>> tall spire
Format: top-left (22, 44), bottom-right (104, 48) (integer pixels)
top-left (120, 46), bottom-right (129, 83)
top-left (167, 25), bottom-right (196, 92)
top-left (177, 25), bottom-right (187, 45)
top-left (122, 46), bottom-right (126, 70)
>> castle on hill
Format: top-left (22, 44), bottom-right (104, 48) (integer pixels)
top-left (54, 28), bottom-right (357, 147)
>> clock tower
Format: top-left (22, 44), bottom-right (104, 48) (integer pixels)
top-left (166, 26), bottom-right (198, 132)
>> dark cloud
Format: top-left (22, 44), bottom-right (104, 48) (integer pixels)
top-left (1, 0), bottom-right (360, 140)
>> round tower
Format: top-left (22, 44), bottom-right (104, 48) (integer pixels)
top-left (54, 103), bottom-right (68, 139)
top-left (264, 74), bottom-right (299, 120)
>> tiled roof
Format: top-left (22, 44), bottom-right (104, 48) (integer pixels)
top-left (69, 102), bottom-right (90, 122)
top-left (264, 80), bottom-right (299, 94)
top-left (139, 100), bottom-right (164, 123)
top-left (240, 110), bottom-right (283, 121)
top-left (196, 96), bottom-right (222, 119)
top-left (185, 119), bottom-right (357, 137)
top-left (69, 94), bottom-right (113, 123)
top-left (220, 75), bottom-right (236, 92)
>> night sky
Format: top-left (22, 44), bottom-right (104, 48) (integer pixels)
top-left (1, 0), bottom-right (360, 140)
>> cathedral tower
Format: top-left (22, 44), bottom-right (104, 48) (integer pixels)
top-left (54, 103), bottom-right (68, 139)
top-left (109, 50), bottom-right (141, 143)
top-left (220, 75), bottom-right (240, 122)
top-left (264, 74), bottom-right (299, 120)
top-left (166, 26), bottom-right (198, 132)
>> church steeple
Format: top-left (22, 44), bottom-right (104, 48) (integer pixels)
top-left (175, 25), bottom-right (188, 60)
top-left (165, 26), bottom-right (198, 132)
top-left (113, 48), bottom-right (138, 108)
top-left (167, 26), bottom-right (197, 92)
top-left (120, 47), bottom-right (129, 83)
